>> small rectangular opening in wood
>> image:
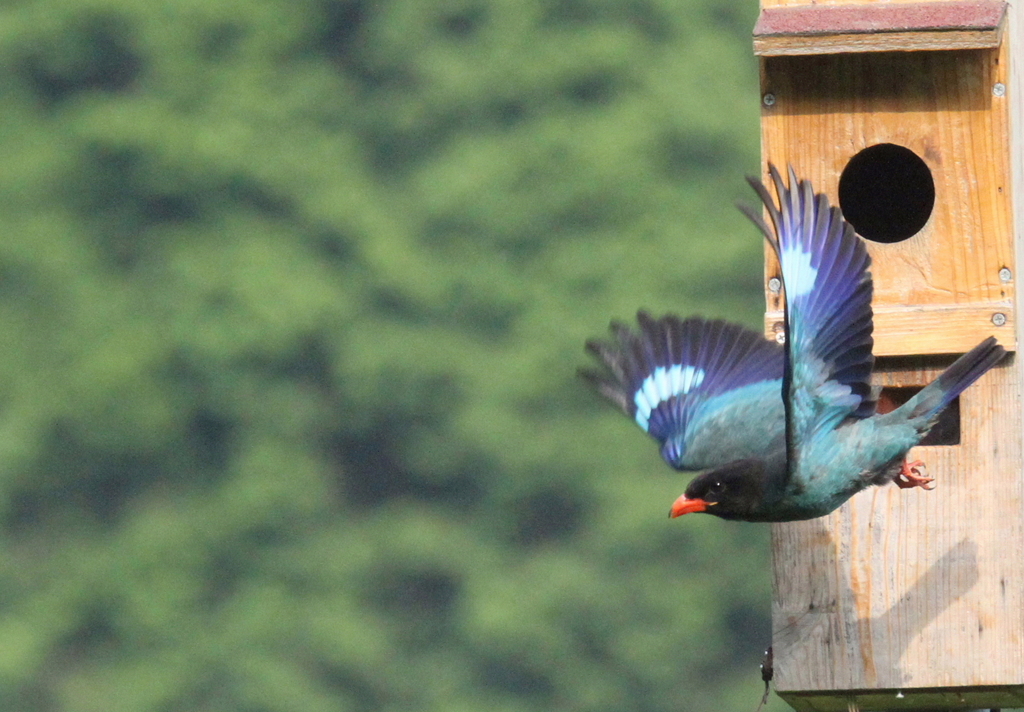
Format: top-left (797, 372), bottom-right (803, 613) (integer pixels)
top-left (875, 387), bottom-right (960, 445)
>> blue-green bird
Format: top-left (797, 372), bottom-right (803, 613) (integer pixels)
top-left (666, 165), bottom-right (1006, 521)
top-left (583, 167), bottom-right (1004, 522)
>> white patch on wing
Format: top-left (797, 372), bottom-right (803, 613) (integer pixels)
top-left (634, 365), bottom-right (706, 430)
top-left (780, 243), bottom-right (817, 298)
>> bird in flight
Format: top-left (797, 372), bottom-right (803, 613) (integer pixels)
top-left (583, 166), bottom-right (1005, 522)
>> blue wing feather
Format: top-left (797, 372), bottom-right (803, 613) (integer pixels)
top-left (582, 313), bottom-right (783, 470)
top-left (747, 165), bottom-right (876, 436)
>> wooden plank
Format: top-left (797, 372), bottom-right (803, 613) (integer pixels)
top-left (760, 0), bottom-right (1024, 705)
top-left (761, 46), bottom-right (1016, 356)
top-left (765, 302), bottom-right (1016, 355)
top-left (755, 28), bottom-right (1004, 55)
top-left (1006, 2), bottom-right (1024, 705)
top-left (771, 357), bottom-right (1024, 697)
top-left (1010, 0), bottom-right (1024, 593)
top-left (1013, 0), bottom-right (1024, 281)
top-left (754, 1), bottom-right (1006, 56)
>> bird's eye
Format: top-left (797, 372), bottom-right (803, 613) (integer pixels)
top-left (708, 480), bottom-right (725, 495)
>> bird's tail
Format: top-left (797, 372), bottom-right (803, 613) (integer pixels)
top-left (901, 337), bottom-right (1005, 422)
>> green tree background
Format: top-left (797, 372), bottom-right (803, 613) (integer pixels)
top-left (0, 0), bottom-right (791, 710)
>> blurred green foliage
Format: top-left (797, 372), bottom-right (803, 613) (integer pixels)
top-left (0, 0), bottom-right (791, 710)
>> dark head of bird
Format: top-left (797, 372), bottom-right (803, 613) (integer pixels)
top-left (669, 458), bottom-right (768, 521)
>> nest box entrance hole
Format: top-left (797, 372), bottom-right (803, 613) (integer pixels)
top-left (838, 143), bottom-right (936, 244)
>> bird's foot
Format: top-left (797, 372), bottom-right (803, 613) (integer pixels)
top-left (894, 460), bottom-right (935, 490)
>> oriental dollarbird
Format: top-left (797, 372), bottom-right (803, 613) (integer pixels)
top-left (582, 167), bottom-right (1005, 523)
top-left (669, 165), bottom-right (1005, 521)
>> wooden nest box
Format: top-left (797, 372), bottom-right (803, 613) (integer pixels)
top-left (756, 0), bottom-right (1024, 709)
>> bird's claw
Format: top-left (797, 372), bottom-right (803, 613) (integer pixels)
top-left (894, 460), bottom-right (935, 490)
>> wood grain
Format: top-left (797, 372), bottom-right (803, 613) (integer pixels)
top-left (755, 28), bottom-right (1004, 55)
top-left (771, 357), bottom-right (1024, 706)
top-left (765, 302), bottom-right (1015, 355)
top-left (761, 3), bottom-right (1024, 706)
top-left (1011, 0), bottom-right (1024, 373)
top-left (761, 46), bottom-right (1017, 356)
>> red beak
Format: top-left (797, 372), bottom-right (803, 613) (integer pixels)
top-left (669, 495), bottom-right (710, 518)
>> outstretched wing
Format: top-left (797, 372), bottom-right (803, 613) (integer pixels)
top-left (581, 313), bottom-right (783, 470)
top-left (740, 165), bottom-right (875, 472)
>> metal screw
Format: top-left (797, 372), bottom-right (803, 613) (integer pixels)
top-left (994, 83), bottom-right (1006, 97)
top-left (763, 93), bottom-right (776, 107)
top-left (999, 267), bottom-right (1012, 282)
top-left (772, 322), bottom-right (786, 344)
top-left (992, 312), bottom-right (1007, 326)
top-left (768, 277), bottom-right (782, 293)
